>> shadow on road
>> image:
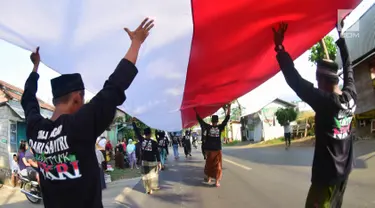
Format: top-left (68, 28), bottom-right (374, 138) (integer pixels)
top-left (223, 140), bottom-right (375, 170)
top-left (122, 155), bottom-right (211, 207)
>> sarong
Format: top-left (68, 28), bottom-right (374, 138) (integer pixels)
top-left (204, 150), bottom-right (222, 180)
top-left (115, 152), bottom-right (125, 169)
top-left (141, 161), bottom-right (159, 193)
top-left (99, 167), bottom-right (106, 190)
top-left (183, 141), bottom-right (192, 156)
top-left (305, 178), bottom-right (348, 208)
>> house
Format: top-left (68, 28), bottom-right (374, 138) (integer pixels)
top-left (102, 108), bottom-right (127, 144)
top-left (294, 101), bottom-right (313, 112)
top-left (0, 80), bottom-right (54, 170)
top-left (337, 4), bottom-right (375, 136)
top-left (228, 121), bottom-right (242, 141)
top-left (241, 98), bottom-right (296, 142)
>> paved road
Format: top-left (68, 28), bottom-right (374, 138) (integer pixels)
top-left (1, 140), bottom-right (375, 207)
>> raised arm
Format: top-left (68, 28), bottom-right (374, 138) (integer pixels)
top-left (273, 23), bottom-right (329, 111)
top-left (219, 104), bottom-right (231, 129)
top-left (194, 108), bottom-right (207, 128)
top-left (132, 121), bottom-right (144, 143)
top-left (70, 18), bottom-right (154, 139)
top-left (21, 47), bottom-right (44, 137)
top-left (336, 36), bottom-right (356, 100)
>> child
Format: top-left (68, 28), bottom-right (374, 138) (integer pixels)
top-left (11, 154), bottom-right (19, 187)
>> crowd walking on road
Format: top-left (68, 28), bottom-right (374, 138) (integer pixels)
top-left (14, 12), bottom-right (358, 208)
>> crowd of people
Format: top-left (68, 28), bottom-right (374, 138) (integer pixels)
top-left (17, 15), bottom-right (357, 208)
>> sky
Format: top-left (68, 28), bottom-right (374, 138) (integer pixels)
top-left (0, 0), bottom-right (373, 116)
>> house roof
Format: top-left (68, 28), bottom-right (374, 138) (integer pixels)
top-left (6, 100), bottom-right (53, 119)
top-left (241, 98), bottom-right (296, 117)
top-left (0, 80), bottom-right (54, 111)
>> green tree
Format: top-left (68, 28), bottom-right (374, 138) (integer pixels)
top-left (275, 107), bottom-right (298, 126)
top-left (308, 36), bottom-right (337, 64)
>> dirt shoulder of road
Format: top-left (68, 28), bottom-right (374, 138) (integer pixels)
top-left (226, 137), bottom-right (315, 149)
top-left (107, 161), bottom-right (141, 181)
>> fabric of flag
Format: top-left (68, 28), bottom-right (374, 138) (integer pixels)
top-left (0, 0), bottom-right (360, 131)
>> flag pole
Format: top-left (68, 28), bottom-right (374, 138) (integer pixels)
top-left (319, 38), bottom-right (330, 60)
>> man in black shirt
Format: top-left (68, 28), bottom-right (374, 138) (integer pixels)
top-left (21, 18), bottom-right (154, 208)
top-left (273, 21), bottom-right (356, 208)
top-left (156, 130), bottom-right (167, 169)
top-left (132, 118), bottom-right (161, 194)
top-left (182, 130), bottom-right (192, 158)
top-left (195, 104), bottom-right (231, 187)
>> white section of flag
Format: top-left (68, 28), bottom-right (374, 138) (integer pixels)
top-left (0, 0), bottom-right (194, 131)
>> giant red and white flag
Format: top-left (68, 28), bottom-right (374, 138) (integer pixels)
top-left (0, 0), bottom-right (360, 131)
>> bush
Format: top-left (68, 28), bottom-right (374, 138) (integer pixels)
top-left (275, 107), bottom-right (298, 126)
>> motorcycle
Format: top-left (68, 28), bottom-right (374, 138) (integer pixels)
top-left (19, 174), bottom-right (42, 204)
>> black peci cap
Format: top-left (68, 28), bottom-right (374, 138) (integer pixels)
top-left (51, 73), bottom-right (85, 99)
top-left (144, 127), bottom-right (152, 135)
top-left (211, 115), bottom-right (219, 123)
top-left (317, 59), bottom-right (339, 74)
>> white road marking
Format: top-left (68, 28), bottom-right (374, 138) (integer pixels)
top-left (223, 158), bottom-right (252, 170)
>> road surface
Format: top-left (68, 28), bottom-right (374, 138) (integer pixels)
top-left (1, 140), bottom-right (375, 207)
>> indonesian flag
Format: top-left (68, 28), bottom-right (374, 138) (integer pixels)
top-left (0, 0), bottom-right (360, 131)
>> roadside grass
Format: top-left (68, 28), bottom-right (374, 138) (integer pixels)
top-left (106, 161), bottom-right (141, 181)
top-left (262, 137), bottom-right (285, 145)
top-left (223, 140), bottom-right (242, 146)
top-left (253, 136), bottom-right (315, 148)
top-left (224, 136), bottom-right (316, 148)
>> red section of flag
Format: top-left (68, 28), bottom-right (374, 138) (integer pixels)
top-left (181, 0), bottom-right (360, 128)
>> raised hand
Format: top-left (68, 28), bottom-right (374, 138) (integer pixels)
top-left (337, 17), bottom-right (345, 36)
top-left (30, 47), bottom-right (40, 72)
top-left (124, 18), bottom-right (154, 44)
top-left (272, 22), bottom-right (288, 46)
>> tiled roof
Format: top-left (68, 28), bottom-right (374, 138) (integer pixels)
top-left (0, 80), bottom-right (54, 111)
top-left (7, 100), bottom-right (53, 119)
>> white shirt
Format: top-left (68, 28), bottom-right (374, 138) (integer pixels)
top-left (284, 124), bottom-right (292, 133)
top-left (95, 149), bottom-right (105, 167)
top-left (97, 138), bottom-right (106, 149)
top-left (11, 160), bottom-right (19, 172)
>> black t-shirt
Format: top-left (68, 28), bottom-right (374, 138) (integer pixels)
top-left (182, 135), bottom-right (191, 146)
top-left (276, 37), bottom-right (357, 185)
top-left (140, 139), bottom-right (160, 162)
top-left (171, 136), bottom-right (179, 145)
top-left (21, 59), bottom-right (138, 208)
top-left (132, 122), bottom-right (161, 162)
top-left (196, 115), bottom-right (229, 151)
top-left (158, 139), bottom-right (167, 148)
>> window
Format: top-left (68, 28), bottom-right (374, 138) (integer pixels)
top-left (370, 66), bottom-right (375, 89)
top-left (9, 121), bottom-right (17, 153)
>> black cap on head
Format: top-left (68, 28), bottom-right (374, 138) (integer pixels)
top-left (144, 127), bottom-right (151, 136)
top-left (211, 115), bottom-right (219, 123)
top-left (51, 73), bottom-right (85, 99)
top-left (316, 59), bottom-right (339, 76)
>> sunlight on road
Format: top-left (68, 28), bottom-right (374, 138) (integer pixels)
top-left (223, 158), bottom-right (252, 170)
